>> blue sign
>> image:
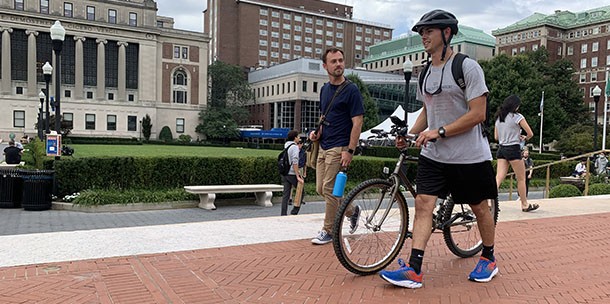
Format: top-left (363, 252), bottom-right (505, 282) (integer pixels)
top-left (46, 134), bottom-right (61, 156)
top-left (240, 128), bottom-right (290, 139)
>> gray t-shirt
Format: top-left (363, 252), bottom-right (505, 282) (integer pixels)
top-left (495, 113), bottom-right (524, 146)
top-left (416, 56), bottom-right (492, 164)
top-left (284, 141), bottom-right (300, 175)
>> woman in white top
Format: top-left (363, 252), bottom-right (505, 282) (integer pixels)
top-left (494, 95), bottom-right (538, 212)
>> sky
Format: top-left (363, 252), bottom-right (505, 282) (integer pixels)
top-left (155, 0), bottom-right (610, 37)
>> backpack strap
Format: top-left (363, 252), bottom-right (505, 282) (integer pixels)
top-left (451, 53), bottom-right (468, 90)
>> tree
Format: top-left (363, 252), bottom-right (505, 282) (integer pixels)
top-left (346, 73), bottom-right (379, 131)
top-left (479, 47), bottom-right (586, 146)
top-left (196, 106), bottom-right (241, 140)
top-left (142, 114), bottom-right (152, 141)
top-left (555, 124), bottom-right (594, 155)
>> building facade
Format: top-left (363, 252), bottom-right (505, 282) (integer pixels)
top-left (492, 6), bottom-right (610, 114)
top-left (204, 0), bottom-right (392, 69)
top-left (0, 0), bottom-right (210, 140)
top-left (362, 25), bottom-right (496, 77)
top-left (246, 57), bottom-right (412, 132)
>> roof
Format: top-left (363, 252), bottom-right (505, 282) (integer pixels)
top-left (248, 58), bottom-right (405, 84)
top-left (363, 25), bottom-right (495, 63)
top-left (492, 5), bottom-right (610, 35)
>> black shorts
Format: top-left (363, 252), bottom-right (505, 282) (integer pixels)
top-left (415, 155), bottom-right (498, 205)
top-left (496, 144), bottom-right (521, 161)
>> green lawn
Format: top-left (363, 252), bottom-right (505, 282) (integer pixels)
top-left (70, 144), bottom-right (280, 158)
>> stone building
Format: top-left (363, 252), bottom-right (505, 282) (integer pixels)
top-left (0, 0), bottom-right (209, 140)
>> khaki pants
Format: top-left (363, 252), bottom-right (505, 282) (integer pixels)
top-left (316, 146), bottom-right (355, 234)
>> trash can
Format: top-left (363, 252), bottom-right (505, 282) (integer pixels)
top-left (0, 168), bottom-right (23, 208)
top-left (21, 170), bottom-right (55, 211)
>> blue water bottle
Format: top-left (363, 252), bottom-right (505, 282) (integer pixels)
top-left (332, 168), bottom-right (348, 197)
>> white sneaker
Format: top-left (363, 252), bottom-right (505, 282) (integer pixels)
top-left (311, 230), bottom-right (332, 245)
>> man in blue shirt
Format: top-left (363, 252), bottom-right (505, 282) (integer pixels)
top-left (309, 47), bottom-right (364, 245)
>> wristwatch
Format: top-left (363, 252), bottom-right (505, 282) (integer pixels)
top-left (438, 126), bottom-right (447, 138)
top-left (347, 148), bottom-right (355, 154)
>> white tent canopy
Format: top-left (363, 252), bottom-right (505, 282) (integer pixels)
top-left (360, 105), bottom-right (423, 140)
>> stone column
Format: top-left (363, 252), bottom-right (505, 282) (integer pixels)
top-left (26, 30), bottom-right (38, 97)
top-left (96, 38), bottom-right (106, 100)
top-left (117, 41), bottom-right (128, 101)
top-left (74, 37), bottom-right (85, 99)
top-left (1, 27), bottom-right (12, 95)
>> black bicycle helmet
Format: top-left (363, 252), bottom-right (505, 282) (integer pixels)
top-left (412, 9), bottom-right (459, 61)
top-left (411, 9), bottom-right (459, 35)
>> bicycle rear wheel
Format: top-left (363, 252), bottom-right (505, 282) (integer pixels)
top-left (332, 179), bottom-right (409, 275)
top-left (441, 197), bottom-right (499, 258)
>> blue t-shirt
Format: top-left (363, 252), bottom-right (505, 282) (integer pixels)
top-left (319, 81), bottom-right (364, 150)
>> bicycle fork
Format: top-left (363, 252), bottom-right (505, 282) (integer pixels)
top-left (363, 174), bottom-right (401, 232)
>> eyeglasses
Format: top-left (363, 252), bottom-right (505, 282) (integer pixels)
top-left (422, 60), bottom-right (449, 96)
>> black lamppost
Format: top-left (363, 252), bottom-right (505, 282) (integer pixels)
top-left (50, 20), bottom-right (65, 134)
top-left (403, 59), bottom-right (413, 124)
top-left (38, 91), bottom-right (45, 140)
top-left (139, 120), bottom-right (142, 141)
top-left (593, 85), bottom-right (602, 150)
top-left (42, 62), bottom-right (52, 134)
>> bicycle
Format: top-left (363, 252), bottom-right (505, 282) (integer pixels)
top-left (332, 116), bottom-right (499, 275)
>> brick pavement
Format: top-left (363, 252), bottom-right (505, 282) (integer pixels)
top-left (1, 212), bottom-right (609, 303)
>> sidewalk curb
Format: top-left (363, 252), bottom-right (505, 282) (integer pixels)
top-left (52, 201), bottom-right (198, 213)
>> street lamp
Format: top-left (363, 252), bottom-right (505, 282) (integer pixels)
top-left (593, 85), bottom-right (602, 150)
top-left (403, 59), bottom-right (413, 124)
top-left (50, 20), bottom-right (65, 134)
top-left (38, 91), bottom-right (45, 140)
top-left (42, 62), bottom-right (53, 134)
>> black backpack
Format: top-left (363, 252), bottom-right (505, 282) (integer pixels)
top-left (418, 53), bottom-right (491, 137)
top-left (277, 143), bottom-right (295, 176)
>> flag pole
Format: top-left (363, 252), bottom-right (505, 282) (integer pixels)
top-left (539, 91), bottom-right (544, 154)
top-left (603, 68), bottom-right (609, 151)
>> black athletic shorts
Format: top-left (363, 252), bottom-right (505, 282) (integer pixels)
top-left (496, 144), bottom-right (521, 161)
top-left (415, 155), bottom-right (498, 205)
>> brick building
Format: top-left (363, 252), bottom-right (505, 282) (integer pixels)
top-left (0, 0), bottom-right (210, 140)
top-left (204, 0), bottom-right (392, 69)
top-left (492, 6), bottom-right (610, 114)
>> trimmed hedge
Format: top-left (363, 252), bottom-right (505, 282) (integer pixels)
top-left (64, 136), bottom-right (141, 145)
top-left (588, 183), bottom-right (610, 196)
top-left (549, 184), bottom-right (582, 198)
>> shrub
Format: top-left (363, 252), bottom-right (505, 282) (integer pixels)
top-left (22, 138), bottom-right (47, 169)
top-left (549, 184), bottom-right (582, 198)
top-left (72, 188), bottom-right (198, 205)
top-left (588, 183), bottom-right (610, 196)
top-left (178, 134), bottom-right (192, 143)
top-left (159, 126), bottom-right (173, 142)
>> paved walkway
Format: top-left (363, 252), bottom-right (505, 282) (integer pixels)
top-left (0, 195), bottom-right (609, 303)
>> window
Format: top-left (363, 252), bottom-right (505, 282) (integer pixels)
top-left (108, 93), bottom-right (114, 100)
top-left (127, 116), bottom-right (137, 131)
top-left (272, 21), bottom-right (279, 28)
top-left (302, 81), bottom-right (307, 92)
top-left (567, 46), bottom-right (573, 55)
top-left (128, 94), bottom-right (134, 102)
top-left (108, 9), bottom-right (117, 24)
top-left (591, 71), bottom-right (597, 82)
top-left (64, 90), bottom-right (71, 98)
top-left (182, 47), bottom-right (188, 59)
top-left (532, 44), bottom-right (538, 51)
top-left (176, 118), bottom-right (185, 133)
top-left (592, 57), bottom-right (598, 67)
top-left (157, 21), bottom-right (163, 28)
top-left (294, 16), bottom-right (302, 22)
top-left (283, 13), bottom-right (290, 20)
top-left (283, 24), bottom-right (291, 30)
top-left (107, 115), bottom-right (117, 131)
top-left (259, 29), bottom-right (267, 36)
top-left (581, 43), bottom-right (587, 53)
top-left (608, 40), bottom-right (610, 50)
top-left (259, 8), bottom-right (267, 16)
top-left (64, 3), bottom-right (73, 17)
top-left (259, 50), bottom-right (267, 56)
top-left (607, 55), bottom-right (610, 66)
top-left (259, 19), bottom-right (267, 26)
top-left (173, 69), bottom-right (188, 104)
top-left (16, 87), bottom-right (23, 94)
top-left (15, 0), bottom-right (24, 10)
top-left (306, 17), bottom-right (312, 24)
top-left (592, 42), bottom-right (599, 52)
top-left (86, 91), bottom-right (94, 99)
top-left (272, 11), bottom-right (279, 18)
top-left (174, 46), bottom-right (180, 58)
top-left (63, 113), bottom-right (73, 129)
top-left (87, 6), bottom-right (95, 20)
top-left (316, 20), bottom-right (323, 25)
top-left (129, 13), bottom-right (137, 26)
top-left (13, 111), bottom-right (25, 128)
top-left (580, 58), bottom-right (587, 69)
top-left (85, 114), bottom-right (96, 130)
top-left (580, 73), bottom-right (586, 83)
top-left (40, 0), bottom-right (49, 14)
top-left (313, 82), bottom-right (318, 93)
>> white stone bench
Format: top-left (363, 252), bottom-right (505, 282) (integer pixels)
top-left (0, 161), bottom-right (25, 168)
top-left (184, 184), bottom-right (283, 210)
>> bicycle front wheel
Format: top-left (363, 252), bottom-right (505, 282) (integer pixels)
top-left (442, 197), bottom-right (499, 258)
top-left (332, 179), bottom-right (409, 275)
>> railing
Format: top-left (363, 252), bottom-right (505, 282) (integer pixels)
top-left (506, 149), bottom-right (609, 198)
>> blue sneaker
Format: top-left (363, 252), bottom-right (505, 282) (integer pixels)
top-left (349, 205), bottom-right (360, 234)
top-left (311, 230), bottom-right (332, 245)
top-left (379, 259), bottom-right (423, 288)
top-left (468, 257), bottom-right (499, 282)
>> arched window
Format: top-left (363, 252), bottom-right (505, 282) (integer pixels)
top-left (172, 69), bottom-right (188, 104)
